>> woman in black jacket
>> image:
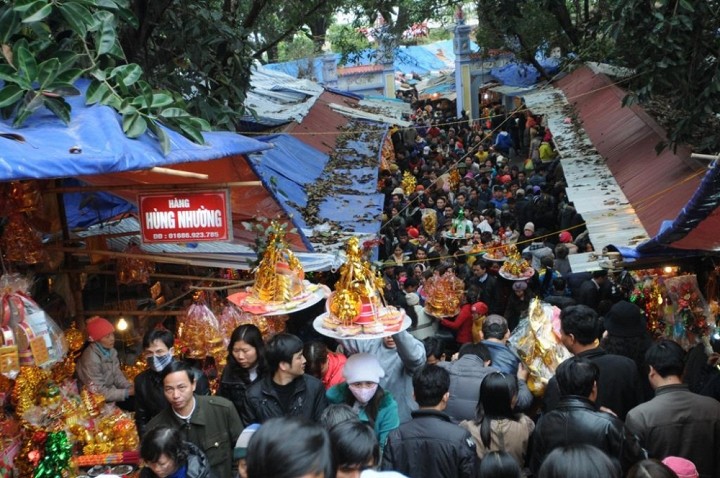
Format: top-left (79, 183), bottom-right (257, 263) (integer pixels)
top-left (140, 426), bottom-right (214, 478)
top-left (217, 324), bottom-right (267, 421)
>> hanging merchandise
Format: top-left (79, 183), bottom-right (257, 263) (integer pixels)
top-left (228, 222), bottom-right (329, 316)
top-left (0, 274), bottom-right (67, 379)
top-left (0, 213), bottom-right (47, 264)
top-left (217, 302), bottom-right (245, 345)
top-left (629, 275), bottom-right (670, 338)
top-left (665, 274), bottom-right (714, 347)
top-left (177, 292), bottom-right (226, 370)
top-left (116, 241), bottom-right (155, 285)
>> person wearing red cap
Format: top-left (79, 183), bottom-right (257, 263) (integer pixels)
top-left (558, 230), bottom-right (579, 254)
top-left (76, 316), bottom-right (134, 406)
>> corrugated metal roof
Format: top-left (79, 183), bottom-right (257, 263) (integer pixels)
top-left (555, 66), bottom-right (704, 237)
top-left (523, 87), bottom-right (650, 255)
top-left (242, 65), bottom-right (323, 125)
top-left (284, 91), bottom-right (355, 154)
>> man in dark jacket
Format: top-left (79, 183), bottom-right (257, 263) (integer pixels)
top-left (135, 328), bottom-right (210, 436)
top-left (241, 333), bottom-right (327, 424)
top-left (146, 361), bottom-right (242, 478)
top-left (530, 357), bottom-right (644, 474)
top-left (626, 340), bottom-right (720, 478)
top-left (576, 269), bottom-right (608, 311)
top-left (543, 305), bottom-right (643, 420)
top-left (466, 260), bottom-right (502, 315)
top-left (382, 365), bottom-right (477, 478)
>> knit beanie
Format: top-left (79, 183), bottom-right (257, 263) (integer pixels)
top-left (343, 353), bottom-right (385, 384)
top-left (86, 316), bottom-right (115, 342)
top-left (661, 457), bottom-right (699, 478)
top-left (234, 424), bottom-right (261, 460)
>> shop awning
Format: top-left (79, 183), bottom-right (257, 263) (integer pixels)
top-left (0, 82), bottom-right (270, 181)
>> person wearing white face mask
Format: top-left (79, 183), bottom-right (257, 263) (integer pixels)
top-left (327, 353), bottom-right (400, 453)
top-left (134, 328), bottom-right (210, 436)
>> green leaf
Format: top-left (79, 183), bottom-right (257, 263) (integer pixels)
top-left (0, 8), bottom-right (21, 43)
top-left (85, 80), bottom-right (108, 104)
top-left (55, 68), bottom-right (83, 84)
top-left (16, 45), bottom-right (37, 82)
top-left (0, 84), bottom-right (23, 108)
top-left (46, 83), bottom-right (81, 96)
top-left (36, 57), bottom-right (59, 89)
top-left (122, 111), bottom-right (147, 138)
top-left (173, 118), bottom-right (205, 144)
top-left (189, 117), bottom-right (211, 131)
top-left (12, 104), bottom-right (34, 127)
top-left (59, 2), bottom-right (92, 38)
top-left (111, 63), bottom-right (142, 86)
top-left (23, 91), bottom-right (44, 113)
top-left (148, 120), bottom-right (171, 154)
top-left (678, 0), bottom-right (694, 12)
top-left (0, 64), bottom-right (16, 83)
top-left (96, 14), bottom-right (116, 55)
top-left (42, 96), bottom-right (71, 124)
top-left (90, 68), bottom-right (107, 81)
top-left (160, 107), bottom-right (190, 118)
top-left (150, 93), bottom-right (173, 108)
top-left (13, 0), bottom-right (44, 14)
top-left (96, 0), bottom-right (119, 10)
top-left (22, 2), bottom-right (52, 23)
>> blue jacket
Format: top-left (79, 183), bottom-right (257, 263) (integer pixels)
top-left (481, 340), bottom-right (521, 375)
top-left (327, 382), bottom-right (400, 450)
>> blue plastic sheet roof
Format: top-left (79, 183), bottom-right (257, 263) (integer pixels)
top-left (63, 178), bottom-right (136, 230)
top-left (491, 53), bottom-right (560, 87)
top-left (0, 81), bottom-right (270, 181)
top-left (248, 127), bottom-right (384, 239)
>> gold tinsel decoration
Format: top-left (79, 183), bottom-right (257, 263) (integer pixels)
top-left (252, 222), bottom-right (305, 303)
top-left (51, 324), bottom-right (85, 383)
top-left (12, 366), bottom-right (51, 417)
top-left (328, 237), bottom-right (385, 324)
top-left (401, 171), bottom-right (417, 196)
top-left (448, 168), bottom-right (461, 189)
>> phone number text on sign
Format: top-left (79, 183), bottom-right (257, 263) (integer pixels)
top-left (139, 191), bottom-right (232, 244)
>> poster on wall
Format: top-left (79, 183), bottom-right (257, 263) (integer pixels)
top-left (138, 190), bottom-right (232, 243)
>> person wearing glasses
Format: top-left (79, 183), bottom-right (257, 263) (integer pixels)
top-left (147, 361), bottom-right (242, 478)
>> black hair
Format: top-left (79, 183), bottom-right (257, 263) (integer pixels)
top-left (225, 324), bottom-right (267, 383)
top-left (477, 451), bottom-right (522, 478)
top-left (555, 356), bottom-right (599, 398)
top-left (538, 445), bottom-right (620, 478)
top-left (645, 339), bottom-right (685, 378)
top-left (141, 426), bottom-right (188, 466)
top-left (482, 317), bottom-right (508, 340)
top-left (560, 305), bottom-right (601, 345)
top-left (554, 244), bottom-right (569, 259)
top-left (142, 328), bottom-right (175, 350)
top-left (476, 372), bottom-right (519, 447)
top-left (600, 334), bottom-right (653, 378)
top-left (265, 333), bottom-right (304, 374)
top-left (552, 277), bottom-right (566, 291)
top-left (423, 337), bottom-right (445, 361)
top-left (319, 404), bottom-right (360, 430)
top-left (161, 360), bottom-right (195, 383)
top-left (303, 341), bottom-right (329, 380)
top-left (458, 342), bottom-right (491, 361)
top-left (592, 269), bottom-right (608, 279)
top-left (626, 459), bottom-right (678, 478)
top-left (329, 421), bottom-right (379, 472)
top-left (413, 364), bottom-right (450, 407)
top-left (246, 417), bottom-right (333, 478)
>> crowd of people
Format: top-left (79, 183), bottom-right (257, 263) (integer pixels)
top-left (73, 102), bottom-right (720, 478)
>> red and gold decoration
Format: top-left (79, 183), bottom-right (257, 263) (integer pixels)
top-left (0, 213), bottom-right (47, 264)
top-left (509, 299), bottom-right (572, 396)
top-left (499, 246), bottom-right (534, 280)
top-left (666, 275), bottom-right (712, 345)
top-left (423, 270), bottom-right (464, 317)
top-left (116, 242), bottom-right (155, 285)
top-left (629, 275), bottom-right (669, 337)
top-left (177, 292), bottom-right (226, 371)
top-left (319, 237), bottom-right (406, 337)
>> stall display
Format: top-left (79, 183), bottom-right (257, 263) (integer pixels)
top-left (315, 237), bottom-right (408, 338)
top-left (116, 242), bottom-right (155, 285)
top-left (509, 298), bottom-right (572, 397)
top-left (665, 274), bottom-right (713, 344)
top-left (177, 293), bottom-right (226, 371)
top-left (629, 274), bottom-right (669, 338)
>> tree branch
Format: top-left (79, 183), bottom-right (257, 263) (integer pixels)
top-left (251, 0), bottom-right (330, 59)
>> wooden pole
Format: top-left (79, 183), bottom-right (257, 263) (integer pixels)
top-left (149, 167), bottom-right (208, 179)
top-left (44, 181), bottom-right (262, 194)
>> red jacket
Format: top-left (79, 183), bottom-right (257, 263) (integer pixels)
top-left (323, 352), bottom-right (347, 390)
top-left (441, 303), bottom-right (473, 344)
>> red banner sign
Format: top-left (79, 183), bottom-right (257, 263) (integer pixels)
top-left (138, 190), bottom-right (232, 243)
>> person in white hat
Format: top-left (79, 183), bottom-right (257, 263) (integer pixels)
top-left (326, 353), bottom-right (400, 451)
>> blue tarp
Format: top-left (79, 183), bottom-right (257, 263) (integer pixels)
top-left (0, 80), bottom-right (270, 181)
top-left (491, 53), bottom-right (561, 87)
top-left (63, 178), bottom-right (137, 229)
top-left (248, 128), bottom-right (384, 238)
